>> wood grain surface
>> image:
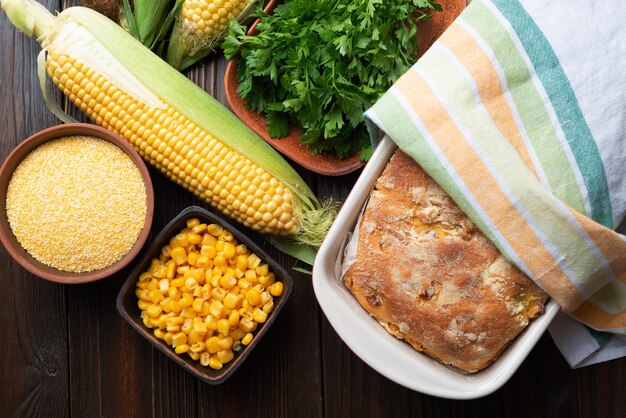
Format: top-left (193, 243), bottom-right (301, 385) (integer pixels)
top-left (1, 1), bottom-right (625, 417)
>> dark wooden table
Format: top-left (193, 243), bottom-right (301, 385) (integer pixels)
top-left (1, 2), bottom-right (625, 417)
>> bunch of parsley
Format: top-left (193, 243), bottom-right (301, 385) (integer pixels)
top-left (223, 0), bottom-right (440, 160)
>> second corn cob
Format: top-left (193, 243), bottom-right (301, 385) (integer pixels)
top-left (166, 0), bottom-right (256, 70)
top-left (1, 0), bottom-right (333, 256)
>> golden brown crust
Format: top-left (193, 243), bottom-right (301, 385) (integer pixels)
top-left (344, 150), bottom-right (547, 373)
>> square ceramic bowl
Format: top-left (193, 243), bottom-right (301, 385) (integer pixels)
top-left (312, 136), bottom-right (559, 399)
top-left (117, 206), bottom-right (293, 384)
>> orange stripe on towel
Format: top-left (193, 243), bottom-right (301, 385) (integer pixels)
top-left (439, 23), bottom-right (538, 177)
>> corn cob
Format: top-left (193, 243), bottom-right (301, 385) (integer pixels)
top-left (1, 0), bottom-right (332, 259)
top-left (166, 0), bottom-right (256, 70)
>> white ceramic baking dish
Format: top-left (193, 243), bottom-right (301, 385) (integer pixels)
top-left (312, 135), bottom-right (559, 400)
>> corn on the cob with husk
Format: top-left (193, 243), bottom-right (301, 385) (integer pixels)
top-left (166, 0), bottom-right (257, 70)
top-left (121, 0), bottom-right (181, 52)
top-left (1, 0), bottom-right (333, 262)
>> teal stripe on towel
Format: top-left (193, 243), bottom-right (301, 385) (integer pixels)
top-left (491, 0), bottom-right (614, 228)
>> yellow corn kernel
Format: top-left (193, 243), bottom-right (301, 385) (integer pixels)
top-left (136, 281), bottom-right (149, 290)
top-left (244, 269), bottom-right (257, 281)
top-left (200, 352), bottom-right (211, 366)
top-left (147, 278), bottom-right (159, 290)
top-left (186, 218), bottom-right (200, 228)
top-left (166, 260), bottom-right (176, 279)
top-left (215, 240), bottom-right (225, 252)
top-left (190, 341), bottom-right (206, 353)
top-left (179, 293), bottom-right (194, 307)
top-left (217, 336), bottom-right (233, 350)
top-left (139, 272), bottom-right (152, 282)
top-left (217, 319), bottom-right (230, 336)
top-left (189, 268), bottom-right (205, 282)
top-left (187, 351), bottom-right (200, 361)
top-left (202, 233), bottom-right (218, 246)
top-left (211, 287), bottom-right (227, 302)
top-left (208, 356), bottom-right (222, 370)
top-left (187, 251), bottom-right (199, 266)
top-left (207, 224), bottom-right (223, 236)
top-left (260, 291), bottom-right (271, 305)
top-left (241, 333), bottom-right (253, 346)
top-left (269, 281), bottom-right (284, 297)
top-left (220, 274), bottom-right (237, 290)
top-left (247, 254), bottom-right (261, 269)
top-left (181, 306), bottom-right (196, 319)
top-left (235, 255), bottom-right (248, 271)
top-left (237, 278), bottom-right (251, 291)
top-left (205, 315), bottom-right (218, 330)
top-left (196, 254), bottom-right (210, 268)
top-left (175, 344), bottom-right (190, 354)
top-left (191, 297), bottom-right (203, 313)
top-left (231, 330), bottom-right (244, 343)
top-left (227, 310), bottom-right (240, 328)
top-left (255, 264), bottom-right (269, 276)
top-left (209, 300), bottom-right (224, 318)
top-left (199, 301), bottom-right (211, 317)
top-left (213, 255), bottom-right (226, 268)
top-left (252, 308), bottom-right (267, 324)
top-left (166, 323), bottom-right (181, 332)
top-left (217, 350), bottom-right (234, 364)
top-left (170, 246), bottom-right (188, 265)
top-left (184, 277), bottom-right (199, 291)
top-left (181, 318), bottom-right (193, 334)
top-left (148, 289), bottom-right (164, 304)
top-left (164, 332), bottom-right (174, 345)
top-left (206, 336), bottom-right (220, 353)
top-left (246, 288), bottom-right (261, 306)
top-left (192, 224), bottom-right (207, 234)
top-left (190, 322), bottom-right (207, 340)
top-left (166, 316), bottom-right (184, 326)
top-left (193, 286), bottom-right (203, 298)
top-left (223, 292), bottom-right (239, 310)
top-left (235, 244), bottom-right (247, 254)
top-left (171, 277), bottom-right (185, 288)
top-left (187, 233), bottom-right (202, 245)
top-left (200, 245), bottom-right (217, 259)
top-left (146, 304), bottom-right (163, 318)
top-left (154, 329), bottom-right (166, 340)
top-left (138, 300), bottom-right (151, 310)
top-left (171, 332), bottom-right (187, 347)
top-left (262, 300), bottom-right (274, 314)
top-left (220, 230), bottom-right (233, 242)
top-left (223, 242), bottom-right (236, 259)
top-left (175, 233), bottom-right (190, 247)
top-left (259, 275), bottom-right (272, 287)
top-left (239, 317), bottom-right (254, 332)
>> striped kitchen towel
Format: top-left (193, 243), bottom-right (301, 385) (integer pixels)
top-left (365, 0), bottom-right (626, 367)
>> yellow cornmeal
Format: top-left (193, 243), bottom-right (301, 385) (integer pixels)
top-left (6, 136), bottom-right (147, 273)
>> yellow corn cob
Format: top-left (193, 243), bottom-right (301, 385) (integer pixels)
top-left (167, 0), bottom-right (256, 70)
top-left (46, 48), bottom-right (296, 235)
top-left (1, 0), bottom-right (333, 260)
top-left (181, 0), bottom-right (251, 38)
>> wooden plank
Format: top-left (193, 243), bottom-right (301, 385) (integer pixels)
top-left (0, 0), bottom-right (70, 416)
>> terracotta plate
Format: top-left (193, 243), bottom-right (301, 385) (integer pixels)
top-left (224, 0), bottom-right (466, 176)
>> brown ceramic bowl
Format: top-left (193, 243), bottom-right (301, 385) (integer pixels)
top-left (116, 206), bottom-right (293, 385)
top-left (0, 123), bottom-right (154, 284)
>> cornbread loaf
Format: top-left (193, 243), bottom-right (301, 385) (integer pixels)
top-left (344, 150), bottom-right (547, 373)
